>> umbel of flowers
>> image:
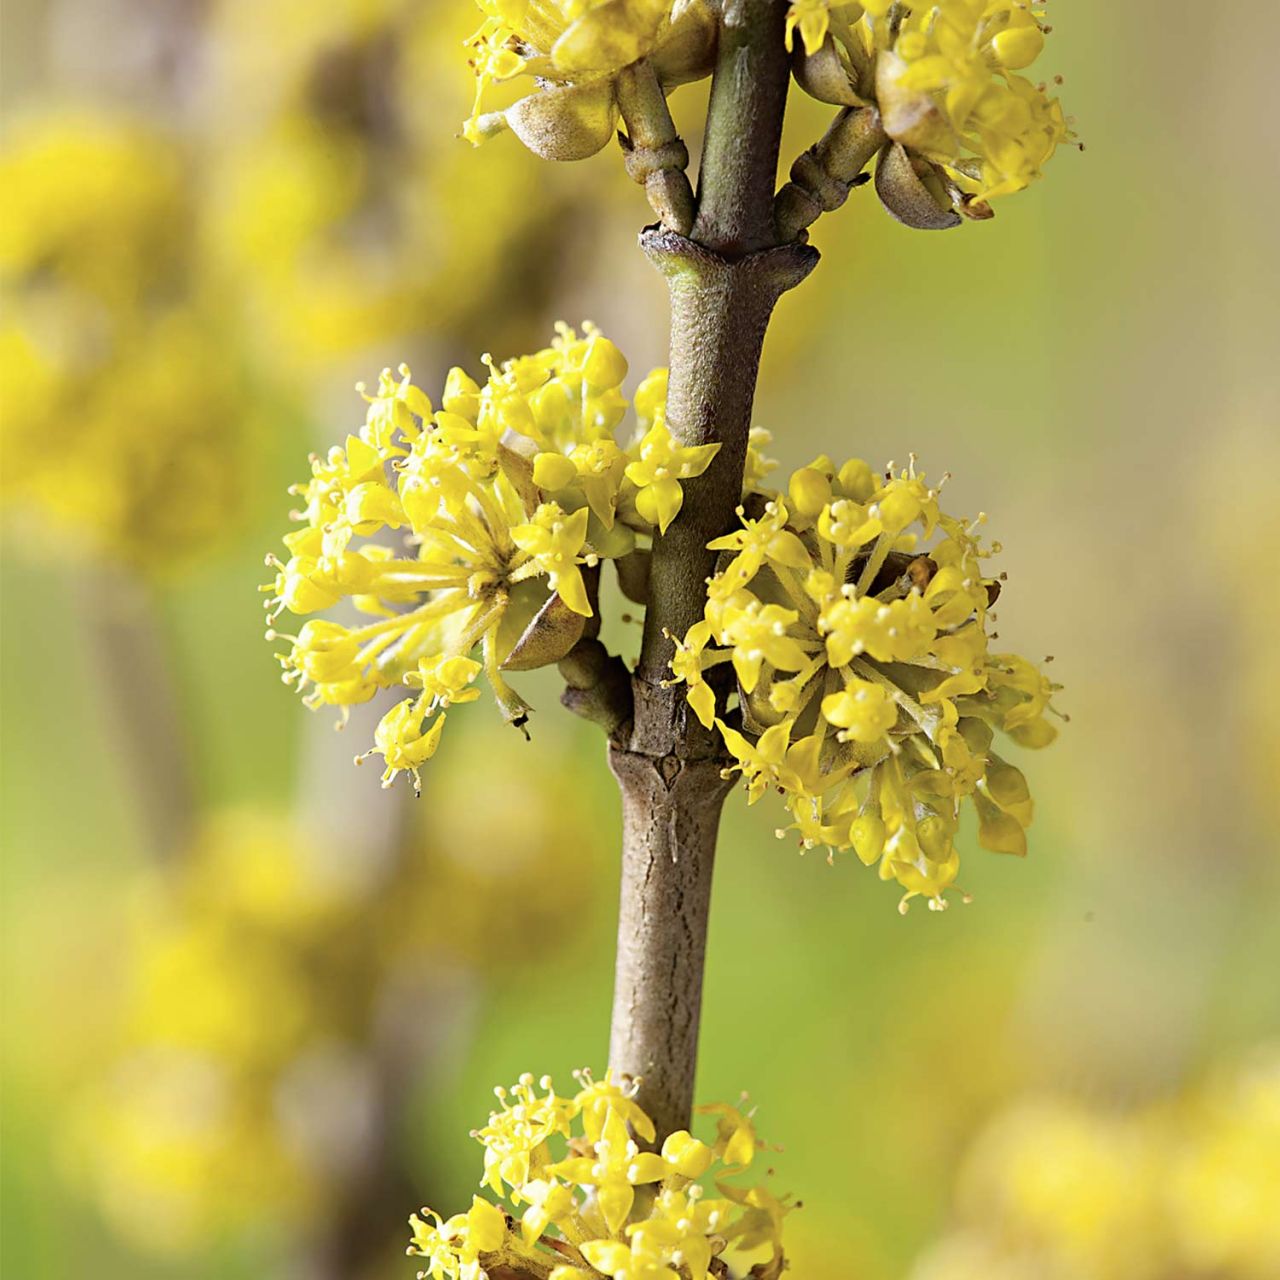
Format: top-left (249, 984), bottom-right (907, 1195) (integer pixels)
top-left (466, 1), bottom-right (1072, 229)
top-left (782, 0), bottom-right (1073, 221)
top-left (264, 324), bottom-right (717, 793)
top-left (408, 1070), bottom-right (791, 1280)
top-left (667, 456), bottom-right (1061, 913)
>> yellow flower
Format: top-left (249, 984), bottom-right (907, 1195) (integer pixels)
top-left (409, 1196), bottom-right (508, 1280)
top-left (915, 1050), bottom-right (1280, 1280)
top-left (205, 1), bottom-right (569, 371)
top-left (581, 1234), bottom-right (676, 1280)
top-left (405, 654), bottom-right (484, 708)
top-left (476, 1073), bottom-right (577, 1196)
top-left (549, 1106), bottom-right (668, 1233)
top-left (511, 503), bottom-right (595, 617)
top-left (659, 1129), bottom-right (714, 1180)
top-left (789, 1), bottom-right (1073, 217)
top-left (784, 1), bottom-right (853, 57)
top-left (719, 600), bottom-right (812, 695)
top-left (624, 425), bottom-right (719, 535)
top-left (707, 499), bottom-right (812, 591)
top-left (266, 325), bottom-right (712, 790)
top-left (672, 456), bottom-right (1061, 910)
top-left (822, 676), bottom-right (899, 743)
top-left (357, 700), bottom-right (447, 794)
top-left (574, 1067), bottom-right (657, 1146)
top-left (666, 621), bottom-right (718, 729)
top-left (519, 1178), bottom-right (578, 1245)
top-left (0, 115), bottom-right (251, 573)
top-left (697, 1101), bottom-right (759, 1170)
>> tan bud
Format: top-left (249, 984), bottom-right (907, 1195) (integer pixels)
top-left (874, 142), bottom-right (961, 230)
top-left (502, 589), bottom-right (588, 672)
top-left (792, 35), bottom-right (866, 106)
top-left (615, 549), bottom-right (651, 605)
top-left (507, 83), bottom-right (619, 161)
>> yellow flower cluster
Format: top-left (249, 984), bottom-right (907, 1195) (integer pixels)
top-left (913, 1050), bottom-right (1280, 1280)
top-left (0, 114), bottom-right (249, 572)
top-left (667, 455), bottom-right (1060, 911)
top-left (409, 1071), bottom-right (791, 1280)
top-left (265, 324), bottom-right (716, 792)
top-left (63, 813), bottom-right (354, 1253)
top-left (788, 1), bottom-right (1072, 209)
top-left (464, 0), bottom-right (717, 157)
top-left (208, 0), bottom-right (568, 369)
top-left (66, 786), bottom-right (605, 1256)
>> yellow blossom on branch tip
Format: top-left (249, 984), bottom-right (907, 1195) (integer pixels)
top-left (788, 1), bottom-right (1074, 214)
top-left (876, 1), bottom-right (1072, 205)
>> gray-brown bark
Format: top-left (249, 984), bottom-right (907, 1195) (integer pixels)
top-left (606, 738), bottom-right (732, 1143)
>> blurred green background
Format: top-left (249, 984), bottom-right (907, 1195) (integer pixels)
top-left (3, 3), bottom-right (1278, 1279)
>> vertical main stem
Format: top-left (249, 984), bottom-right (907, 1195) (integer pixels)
top-left (607, 736), bottom-right (730, 1143)
top-left (693, 0), bottom-right (796, 254)
top-left (606, 0), bottom-right (817, 1140)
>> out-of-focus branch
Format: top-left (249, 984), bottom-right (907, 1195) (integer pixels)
top-left (77, 564), bottom-right (196, 859)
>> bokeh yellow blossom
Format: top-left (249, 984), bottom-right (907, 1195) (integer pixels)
top-left (205, 0), bottom-right (571, 369)
top-left (911, 1049), bottom-right (1280, 1280)
top-left (64, 773), bottom-right (605, 1259)
top-left (0, 113), bottom-right (250, 572)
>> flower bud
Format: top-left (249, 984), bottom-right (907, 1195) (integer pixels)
top-left (442, 367), bottom-right (481, 418)
top-left (661, 1130), bottom-right (713, 1178)
top-left (581, 334), bottom-right (628, 389)
top-left (789, 466), bottom-right (832, 517)
top-left (974, 791), bottom-right (1028, 857)
top-left (991, 25), bottom-right (1045, 71)
top-left (875, 142), bottom-right (961, 231)
top-left (533, 452), bottom-right (578, 492)
top-left (850, 813), bottom-right (886, 866)
top-left (507, 83), bottom-right (618, 162)
top-left (984, 757), bottom-right (1031, 810)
